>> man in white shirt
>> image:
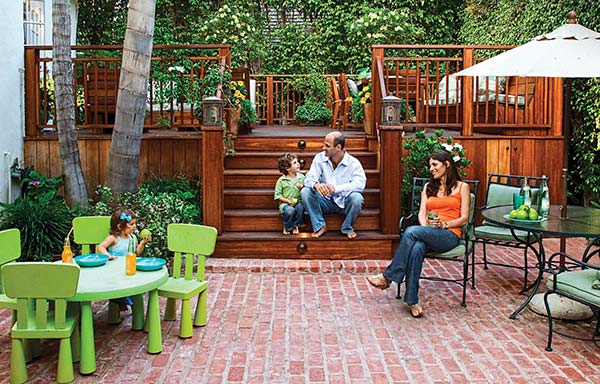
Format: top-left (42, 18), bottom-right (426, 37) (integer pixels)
top-left (301, 131), bottom-right (366, 239)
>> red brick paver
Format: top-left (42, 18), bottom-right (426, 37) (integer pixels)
top-left (0, 238), bottom-right (598, 383)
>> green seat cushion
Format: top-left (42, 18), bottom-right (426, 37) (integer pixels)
top-left (158, 278), bottom-right (207, 300)
top-left (475, 225), bottom-right (531, 242)
top-left (426, 241), bottom-right (466, 259)
top-left (547, 269), bottom-right (600, 306)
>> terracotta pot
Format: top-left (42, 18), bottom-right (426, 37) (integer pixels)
top-left (226, 107), bottom-right (242, 136)
top-left (363, 103), bottom-right (374, 135)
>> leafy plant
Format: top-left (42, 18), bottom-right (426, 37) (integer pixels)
top-left (295, 101), bottom-right (332, 125)
top-left (89, 175), bottom-right (202, 259)
top-left (239, 98), bottom-right (257, 126)
top-left (0, 169), bottom-right (76, 261)
top-left (401, 129), bottom-right (471, 214)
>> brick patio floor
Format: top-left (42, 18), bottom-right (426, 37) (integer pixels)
top-left (1, 239), bottom-right (599, 383)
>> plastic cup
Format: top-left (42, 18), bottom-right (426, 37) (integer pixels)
top-left (428, 212), bottom-right (438, 226)
top-left (513, 193), bottom-right (525, 210)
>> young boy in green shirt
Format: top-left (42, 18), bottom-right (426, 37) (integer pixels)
top-left (274, 153), bottom-right (305, 235)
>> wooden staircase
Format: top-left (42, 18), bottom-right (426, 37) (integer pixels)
top-left (213, 129), bottom-right (397, 259)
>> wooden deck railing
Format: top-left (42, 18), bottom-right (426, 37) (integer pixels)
top-left (25, 45), bottom-right (231, 137)
top-left (371, 45), bottom-right (563, 137)
top-left (25, 44), bottom-right (563, 138)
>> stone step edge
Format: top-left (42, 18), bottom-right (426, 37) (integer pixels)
top-left (206, 258), bottom-right (390, 274)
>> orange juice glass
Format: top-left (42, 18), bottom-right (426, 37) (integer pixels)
top-left (126, 252), bottom-right (136, 275)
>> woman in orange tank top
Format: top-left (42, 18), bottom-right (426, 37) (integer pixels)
top-left (367, 150), bottom-right (470, 318)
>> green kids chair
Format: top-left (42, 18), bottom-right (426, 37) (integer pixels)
top-left (0, 228), bottom-right (21, 318)
top-left (72, 216), bottom-right (125, 324)
top-left (2, 262), bottom-right (81, 384)
top-left (158, 224), bottom-right (218, 338)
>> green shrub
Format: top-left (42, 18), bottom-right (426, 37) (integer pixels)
top-left (295, 101), bottom-right (332, 125)
top-left (0, 171), bottom-right (76, 261)
top-left (89, 176), bottom-right (202, 259)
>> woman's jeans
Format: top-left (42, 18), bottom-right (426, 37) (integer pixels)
top-left (281, 202), bottom-right (305, 231)
top-left (383, 225), bottom-right (460, 305)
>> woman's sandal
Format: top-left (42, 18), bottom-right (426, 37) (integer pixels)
top-left (367, 274), bottom-right (391, 290)
top-left (408, 304), bottom-right (424, 318)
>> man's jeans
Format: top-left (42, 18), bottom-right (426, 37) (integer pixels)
top-left (300, 188), bottom-right (364, 234)
top-left (383, 225), bottom-right (460, 305)
top-left (281, 202), bottom-right (304, 231)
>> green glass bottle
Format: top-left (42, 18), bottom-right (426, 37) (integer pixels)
top-left (538, 176), bottom-right (550, 218)
top-left (520, 177), bottom-right (532, 207)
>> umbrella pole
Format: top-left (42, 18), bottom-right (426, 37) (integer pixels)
top-left (559, 78), bottom-right (572, 264)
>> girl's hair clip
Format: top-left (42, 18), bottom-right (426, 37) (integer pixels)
top-left (119, 212), bottom-right (132, 222)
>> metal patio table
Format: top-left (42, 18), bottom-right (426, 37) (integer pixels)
top-left (481, 205), bottom-right (600, 319)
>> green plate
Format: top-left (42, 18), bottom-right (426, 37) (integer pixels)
top-left (503, 214), bottom-right (547, 223)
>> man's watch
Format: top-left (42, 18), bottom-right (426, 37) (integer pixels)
top-left (443, 222), bottom-right (449, 229)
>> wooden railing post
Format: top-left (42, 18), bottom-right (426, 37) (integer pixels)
top-left (551, 78), bottom-right (563, 137)
top-left (25, 47), bottom-right (40, 138)
top-left (379, 124), bottom-right (403, 234)
top-left (266, 76), bottom-right (274, 125)
top-left (372, 46), bottom-right (385, 130)
top-left (201, 125), bottom-right (224, 233)
top-left (461, 48), bottom-right (474, 136)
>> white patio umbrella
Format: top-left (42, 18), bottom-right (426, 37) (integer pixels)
top-left (455, 11), bottom-right (600, 222)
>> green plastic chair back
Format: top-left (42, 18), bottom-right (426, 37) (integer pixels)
top-left (2, 262), bottom-right (80, 384)
top-left (0, 228), bottom-right (21, 310)
top-left (168, 223), bottom-right (218, 282)
top-left (0, 228), bottom-right (21, 265)
top-left (72, 216), bottom-right (111, 254)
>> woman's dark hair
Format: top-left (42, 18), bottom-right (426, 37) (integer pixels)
top-left (110, 208), bottom-right (137, 236)
top-left (278, 153), bottom-right (297, 175)
top-left (426, 150), bottom-right (462, 197)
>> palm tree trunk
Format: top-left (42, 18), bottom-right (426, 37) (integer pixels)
top-left (53, 0), bottom-right (88, 207)
top-left (107, 0), bottom-right (156, 194)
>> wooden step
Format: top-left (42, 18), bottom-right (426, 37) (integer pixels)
top-left (213, 231), bottom-right (397, 259)
top-left (224, 169), bottom-right (380, 189)
top-left (225, 151), bottom-right (378, 170)
top-left (233, 136), bottom-right (369, 151)
top-left (223, 209), bottom-right (380, 232)
top-left (224, 188), bottom-right (381, 209)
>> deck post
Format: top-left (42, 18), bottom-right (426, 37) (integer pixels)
top-left (266, 76), bottom-right (274, 125)
top-left (201, 125), bottom-right (224, 233)
top-left (25, 47), bottom-right (40, 138)
top-left (379, 124), bottom-right (403, 234)
top-left (461, 48), bottom-right (474, 136)
top-left (372, 47), bottom-right (385, 134)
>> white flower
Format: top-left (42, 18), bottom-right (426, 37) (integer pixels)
top-left (453, 143), bottom-right (463, 150)
top-left (453, 155), bottom-right (461, 162)
top-left (442, 143), bottom-right (453, 151)
top-left (168, 66), bottom-right (185, 73)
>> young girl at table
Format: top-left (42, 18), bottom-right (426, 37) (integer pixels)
top-left (98, 208), bottom-right (152, 310)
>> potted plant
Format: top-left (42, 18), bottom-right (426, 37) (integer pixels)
top-left (225, 80), bottom-right (249, 135)
top-left (293, 73), bottom-right (332, 125)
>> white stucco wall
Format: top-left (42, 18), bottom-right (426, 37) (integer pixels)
top-left (0, 1), bottom-right (79, 204)
top-left (0, 2), bottom-right (25, 203)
